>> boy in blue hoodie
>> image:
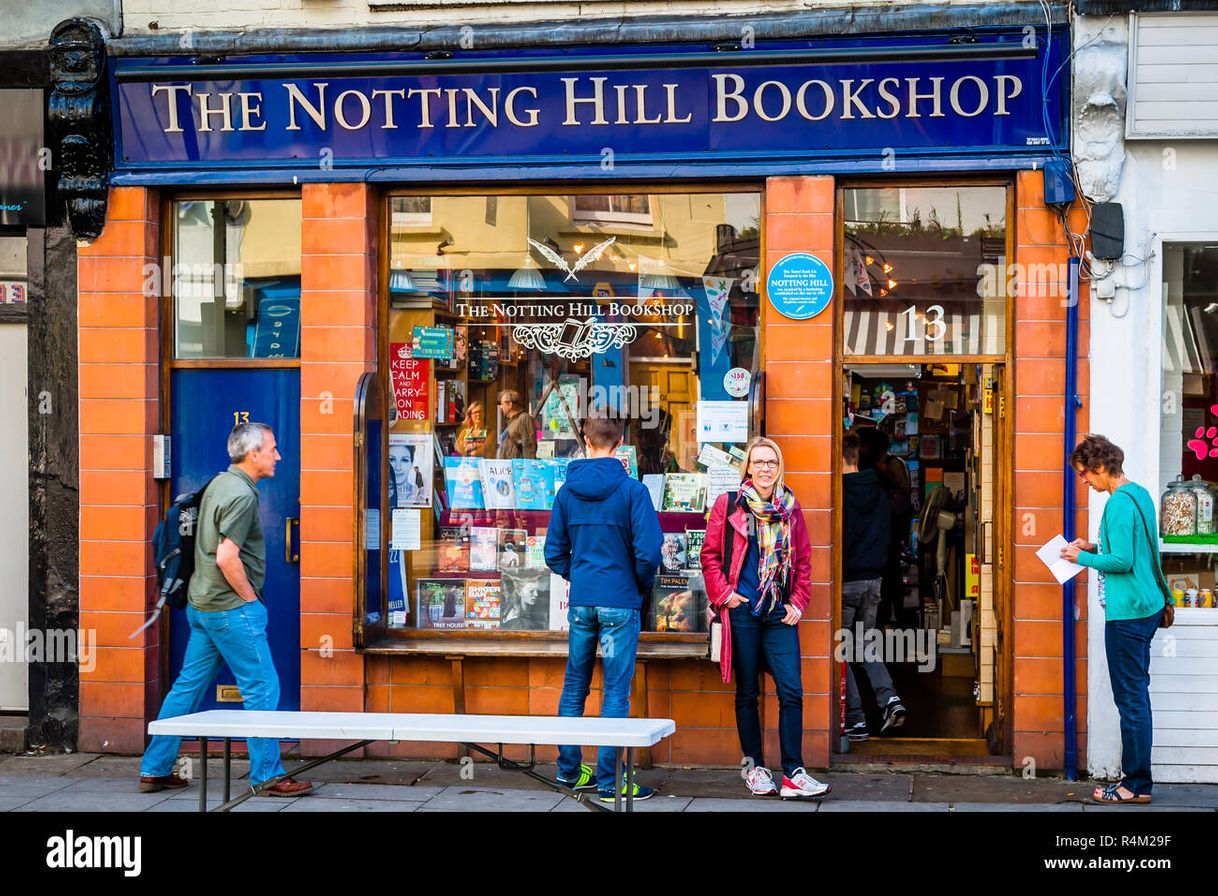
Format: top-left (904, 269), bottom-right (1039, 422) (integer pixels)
top-left (546, 410), bottom-right (663, 802)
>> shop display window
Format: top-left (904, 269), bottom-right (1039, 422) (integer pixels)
top-left (366, 191), bottom-right (761, 636)
top-left (171, 198), bottom-right (302, 359)
top-left (842, 186), bottom-right (1007, 357)
top-left (1159, 243), bottom-right (1218, 608)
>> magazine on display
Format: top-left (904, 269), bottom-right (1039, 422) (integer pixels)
top-left (642, 474), bottom-right (664, 511)
top-left (438, 525), bottom-right (470, 573)
top-left (416, 578), bottom-right (467, 629)
top-left (389, 433), bottom-right (434, 509)
top-left (660, 532), bottom-right (687, 572)
top-left (465, 579), bottom-right (502, 629)
top-left (661, 473), bottom-right (707, 513)
top-left (500, 569), bottom-right (551, 631)
top-left (444, 456), bottom-right (485, 510)
top-left (479, 458), bottom-right (516, 510)
top-left (649, 573), bottom-right (705, 633)
top-left (497, 528), bottom-right (527, 571)
top-left (553, 456), bottom-right (571, 496)
top-left (470, 527), bottom-right (499, 572)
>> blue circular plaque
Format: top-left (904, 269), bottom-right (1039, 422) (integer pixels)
top-left (766, 253), bottom-right (833, 320)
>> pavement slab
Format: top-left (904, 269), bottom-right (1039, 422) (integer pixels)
top-left (280, 798), bottom-right (421, 812)
top-left (551, 794), bottom-right (693, 812)
top-left (820, 800), bottom-right (951, 812)
top-left (684, 797), bottom-right (820, 812)
top-left (0, 754), bottom-right (100, 776)
top-left (950, 802), bottom-right (1084, 812)
top-left (0, 775), bottom-right (76, 800)
top-left (18, 793), bottom-right (176, 812)
top-left (417, 785), bottom-right (566, 812)
top-left (308, 783), bottom-right (444, 802)
top-left (912, 774), bottom-right (1087, 804)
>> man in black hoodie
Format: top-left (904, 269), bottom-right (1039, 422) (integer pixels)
top-left (546, 409), bottom-right (662, 802)
top-left (842, 431), bottom-right (906, 741)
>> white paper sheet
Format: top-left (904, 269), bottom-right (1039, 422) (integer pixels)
top-left (696, 400), bottom-right (749, 443)
top-left (391, 509), bottom-right (422, 551)
top-left (1036, 534), bottom-right (1086, 585)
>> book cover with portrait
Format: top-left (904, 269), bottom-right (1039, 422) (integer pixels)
top-left (500, 569), bottom-right (551, 631)
top-left (416, 578), bottom-right (467, 629)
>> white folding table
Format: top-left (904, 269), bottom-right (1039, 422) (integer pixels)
top-left (148, 710), bottom-right (676, 813)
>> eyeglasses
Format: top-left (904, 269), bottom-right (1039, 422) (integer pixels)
top-left (751, 460), bottom-right (780, 469)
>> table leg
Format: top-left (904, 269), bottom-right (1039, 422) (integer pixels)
top-left (626, 747), bottom-right (635, 814)
top-left (614, 747), bottom-right (622, 813)
top-left (223, 739), bottom-right (231, 804)
top-left (199, 739), bottom-right (208, 814)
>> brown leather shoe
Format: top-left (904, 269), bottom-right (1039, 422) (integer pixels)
top-left (139, 773), bottom-right (191, 793)
top-left (255, 777), bottom-right (314, 797)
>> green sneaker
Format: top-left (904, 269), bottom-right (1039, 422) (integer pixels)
top-left (598, 781), bottom-right (655, 803)
top-left (557, 763), bottom-right (597, 791)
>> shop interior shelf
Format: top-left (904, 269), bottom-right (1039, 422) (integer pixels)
top-left (1160, 541), bottom-right (1218, 554)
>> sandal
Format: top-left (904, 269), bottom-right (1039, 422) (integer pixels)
top-left (1092, 783), bottom-right (1152, 804)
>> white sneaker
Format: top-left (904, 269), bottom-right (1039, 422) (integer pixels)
top-left (743, 765), bottom-right (777, 796)
top-left (781, 767), bottom-right (831, 799)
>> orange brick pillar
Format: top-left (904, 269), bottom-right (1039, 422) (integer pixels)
top-left (298, 183), bottom-right (377, 753)
top-left (1011, 169), bottom-right (1089, 771)
top-left (77, 187), bottom-right (162, 753)
top-left (763, 176), bottom-right (836, 770)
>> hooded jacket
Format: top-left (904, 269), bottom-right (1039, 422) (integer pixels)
top-left (843, 469), bottom-right (891, 582)
top-left (544, 457), bottom-right (662, 610)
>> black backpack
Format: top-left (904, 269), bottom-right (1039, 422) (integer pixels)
top-left (131, 476), bottom-right (217, 637)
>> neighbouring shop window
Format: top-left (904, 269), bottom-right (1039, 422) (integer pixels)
top-left (842, 186), bottom-right (1007, 357)
top-left (0, 236), bottom-right (28, 319)
top-left (1159, 244), bottom-right (1218, 607)
top-left (171, 199), bottom-right (302, 359)
top-left (378, 191), bottom-right (761, 635)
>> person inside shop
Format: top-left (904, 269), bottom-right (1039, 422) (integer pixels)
top-left (842, 431), bottom-right (907, 741)
top-left (496, 390), bottom-right (537, 460)
top-left (701, 436), bottom-right (831, 800)
top-left (545, 409), bottom-right (662, 802)
top-left (456, 401), bottom-right (488, 457)
top-left (1061, 433), bottom-right (1171, 805)
top-left (858, 426), bottom-right (913, 627)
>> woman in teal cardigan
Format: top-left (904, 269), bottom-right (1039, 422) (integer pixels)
top-left (1060, 434), bottom-right (1166, 805)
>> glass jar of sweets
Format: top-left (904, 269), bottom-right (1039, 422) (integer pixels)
top-left (1162, 476), bottom-right (1198, 536)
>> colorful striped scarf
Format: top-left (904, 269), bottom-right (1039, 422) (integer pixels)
top-left (740, 481), bottom-right (795, 615)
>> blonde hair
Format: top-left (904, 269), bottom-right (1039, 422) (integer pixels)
top-left (741, 436), bottom-right (785, 490)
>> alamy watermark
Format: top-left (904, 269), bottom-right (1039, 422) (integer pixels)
top-left (0, 623), bottom-right (96, 672)
top-left (833, 622), bottom-right (936, 673)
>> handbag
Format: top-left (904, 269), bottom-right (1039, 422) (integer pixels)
top-left (1121, 492), bottom-right (1175, 628)
top-left (707, 491), bottom-right (738, 662)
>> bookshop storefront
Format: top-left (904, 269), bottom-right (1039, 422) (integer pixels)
top-left (81, 19), bottom-right (1082, 770)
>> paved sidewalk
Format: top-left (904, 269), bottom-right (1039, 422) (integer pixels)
top-left (1, 753), bottom-right (1216, 812)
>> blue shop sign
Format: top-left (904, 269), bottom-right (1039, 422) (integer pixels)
top-left (767, 253), bottom-right (833, 321)
top-left (111, 27), bottom-right (1069, 182)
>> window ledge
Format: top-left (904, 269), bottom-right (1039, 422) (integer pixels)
top-left (361, 632), bottom-right (708, 659)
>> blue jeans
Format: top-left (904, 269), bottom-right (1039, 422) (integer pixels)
top-left (140, 601), bottom-right (286, 787)
top-left (730, 603), bottom-right (804, 776)
top-left (556, 605), bottom-right (640, 792)
top-left (1105, 608), bottom-right (1162, 796)
top-left (841, 579), bottom-right (898, 725)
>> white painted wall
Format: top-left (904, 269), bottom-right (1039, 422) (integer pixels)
top-left (0, 324), bottom-right (28, 712)
top-left (1079, 12), bottom-right (1218, 784)
top-left (121, 0), bottom-right (1003, 33)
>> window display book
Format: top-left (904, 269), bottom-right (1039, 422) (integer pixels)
top-left (615, 445), bottom-right (639, 479)
top-left (649, 573), bottom-right (706, 633)
top-left (525, 534), bottom-right (547, 568)
top-left (660, 532), bottom-right (687, 572)
top-left (438, 525), bottom-right (470, 573)
top-left (685, 529), bottom-right (706, 570)
top-left (500, 569), bottom-right (551, 631)
top-left (549, 574), bottom-right (570, 631)
top-left (465, 578), bottom-right (502, 629)
top-left (661, 473), bottom-right (707, 513)
top-left (470, 527), bottom-right (499, 572)
top-left (417, 578), bottom-right (467, 629)
top-left (479, 458), bottom-right (516, 510)
top-left (513, 459), bottom-right (556, 511)
top-left (444, 456), bottom-right (485, 510)
top-left (497, 528), bottom-right (527, 571)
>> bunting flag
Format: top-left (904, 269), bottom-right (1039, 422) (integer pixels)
top-left (846, 243), bottom-right (872, 298)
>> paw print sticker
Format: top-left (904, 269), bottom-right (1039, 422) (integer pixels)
top-left (1188, 405), bottom-right (1218, 459)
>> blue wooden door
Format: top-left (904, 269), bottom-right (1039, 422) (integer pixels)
top-left (168, 368), bottom-right (301, 711)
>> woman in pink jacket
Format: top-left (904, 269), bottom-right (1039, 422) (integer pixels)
top-left (701, 436), bottom-right (830, 800)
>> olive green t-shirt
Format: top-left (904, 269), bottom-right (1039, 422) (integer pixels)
top-left (188, 466), bottom-right (266, 612)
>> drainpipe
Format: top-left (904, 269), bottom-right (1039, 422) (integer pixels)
top-left (1062, 256), bottom-right (1082, 781)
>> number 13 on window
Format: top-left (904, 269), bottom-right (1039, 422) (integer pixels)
top-left (900, 304), bottom-right (947, 343)
top-left (233, 411), bottom-right (251, 425)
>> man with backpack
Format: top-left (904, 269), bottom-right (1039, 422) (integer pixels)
top-left (138, 422), bottom-right (313, 798)
top-left (545, 410), bottom-right (662, 802)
